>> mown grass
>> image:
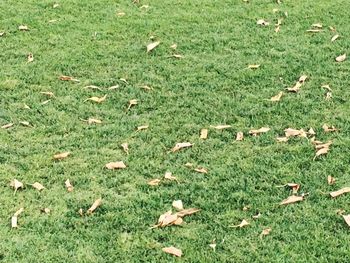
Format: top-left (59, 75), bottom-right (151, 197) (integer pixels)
top-left (1, 0), bottom-right (350, 262)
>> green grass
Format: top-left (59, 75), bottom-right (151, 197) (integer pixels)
top-left (1, 0), bottom-right (350, 262)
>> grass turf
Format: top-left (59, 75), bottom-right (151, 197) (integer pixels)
top-left (1, 0), bottom-right (350, 262)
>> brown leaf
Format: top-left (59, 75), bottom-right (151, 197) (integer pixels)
top-left (105, 161), bottom-right (126, 170)
top-left (172, 200), bottom-right (184, 211)
top-left (127, 99), bottom-right (138, 110)
top-left (32, 182), bottom-right (45, 191)
top-left (172, 142), bottom-right (193, 152)
top-left (231, 219), bottom-right (250, 228)
top-left (280, 195), bottom-right (304, 205)
top-left (10, 179), bottom-right (24, 192)
top-left (321, 85), bottom-right (332, 92)
top-left (162, 246), bottom-right (182, 257)
top-left (148, 179), bottom-right (161, 186)
top-left (343, 215), bottom-right (350, 227)
top-left (270, 91), bottom-right (283, 102)
top-left (53, 152), bottom-right (70, 160)
top-left (86, 95), bottom-right (107, 103)
top-left (11, 208), bottom-right (24, 228)
top-left (157, 212), bottom-right (178, 227)
top-left (314, 147), bottom-right (330, 159)
top-left (164, 172), bottom-right (177, 181)
top-left (18, 25), bottom-right (29, 31)
top-left (175, 208), bottom-right (200, 217)
top-left (331, 34), bottom-right (339, 42)
top-left (194, 167), bottom-right (207, 174)
top-left (19, 121), bottom-right (30, 127)
top-left (327, 176), bottom-right (336, 185)
top-left (40, 91), bottom-right (55, 97)
top-left (137, 125), bottom-right (149, 131)
top-left (322, 124), bottom-right (338, 132)
top-left (257, 19), bottom-right (269, 26)
top-left (330, 187), bottom-right (350, 198)
top-left (65, 179), bottom-right (74, 192)
top-left (287, 81), bottom-right (302, 92)
top-left (121, 143), bottom-right (129, 154)
top-left (249, 127), bottom-right (270, 136)
top-left (260, 228), bottom-right (272, 237)
top-left (211, 125), bottom-right (231, 130)
top-left (315, 141), bottom-right (332, 149)
top-left (27, 53), bottom-right (34, 63)
top-left (87, 118), bottom-right (102, 124)
top-left (299, 75), bottom-right (308, 83)
top-left (336, 54), bottom-right (346, 62)
top-left (284, 128), bottom-right (307, 138)
top-left (248, 64), bottom-right (260, 69)
top-left (308, 128), bottom-right (316, 135)
top-left (87, 198), bottom-right (102, 214)
top-left (1, 123), bottom-right (14, 129)
top-left (59, 75), bottom-right (79, 82)
top-left (236, 132), bottom-right (244, 141)
top-left (147, 41), bottom-right (160, 53)
top-left (200, 128), bottom-right (208, 139)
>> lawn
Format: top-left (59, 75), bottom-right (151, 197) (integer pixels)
top-left (1, 0), bottom-right (350, 262)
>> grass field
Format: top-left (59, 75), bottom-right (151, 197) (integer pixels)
top-left (1, 0), bottom-right (350, 262)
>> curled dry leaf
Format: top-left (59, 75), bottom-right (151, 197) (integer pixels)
top-left (327, 176), bottom-right (336, 185)
top-left (127, 99), bottom-right (138, 110)
top-left (249, 127), bottom-right (270, 136)
top-left (236, 132), bottom-right (244, 141)
top-left (105, 161), bottom-right (126, 170)
top-left (322, 124), bottom-right (338, 132)
top-left (87, 118), bottom-right (102, 124)
top-left (27, 53), bottom-right (34, 63)
top-left (276, 137), bottom-right (288, 142)
top-left (260, 228), bottom-right (272, 238)
top-left (343, 215), bottom-right (350, 227)
top-left (137, 125), bottom-right (149, 131)
top-left (200, 129), bottom-right (208, 139)
top-left (121, 143), bottom-right (129, 154)
top-left (86, 95), bottom-right (107, 103)
top-left (331, 34), bottom-right (339, 42)
top-left (280, 195), bottom-right (304, 205)
top-left (18, 25), bottom-right (29, 31)
top-left (252, 212), bottom-right (261, 219)
top-left (87, 198), bottom-right (102, 214)
top-left (194, 167), bottom-right (207, 174)
top-left (153, 208), bottom-right (200, 228)
top-left (170, 54), bottom-right (184, 59)
top-left (65, 179), bottom-right (74, 192)
top-left (248, 64), bottom-right (260, 69)
top-left (257, 19), bottom-right (269, 26)
top-left (175, 208), bottom-right (200, 217)
top-left (1, 123), bottom-right (14, 129)
top-left (336, 54), bottom-right (346, 62)
top-left (211, 125), bottom-right (231, 130)
top-left (172, 200), bottom-right (184, 211)
top-left (284, 128), bottom-right (307, 138)
top-left (162, 246), bottom-right (182, 257)
top-left (172, 142), bottom-right (193, 152)
top-left (20, 121), bottom-right (30, 127)
top-left (32, 182), bottom-right (45, 191)
top-left (330, 187), bottom-right (350, 198)
top-left (83, 85), bottom-right (102, 91)
top-left (59, 75), bottom-right (79, 82)
top-left (287, 81), bottom-right (302, 92)
top-left (164, 172), bottom-right (177, 181)
top-left (148, 179), bottom-right (161, 186)
top-left (53, 152), bottom-right (70, 160)
top-left (312, 23), bottom-right (322, 28)
top-left (78, 208), bottom-right (84, 216)
top-left (314, 146), bottom-right (330, 160)
top-left (231, 219), bottom-right (249, 228)
top-left (299, 75), bottom-right (308, 83)
top-left (10, 179), bottom-right (24, 192)
top-left (270, 91), bottom-right (283, 102)
top-left (11, 208), bottom-right (24, 228)
top-left (147, 41), bottom-right (160, 53)
top-left (308, 127), bottom-right (316, 135)
top-left (40, 91), bottom-right (55, 97)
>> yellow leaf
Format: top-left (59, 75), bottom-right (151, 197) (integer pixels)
top-left (87, 198), bottom-right (102, 214)
top-left (330, 187), bottom-right (350, 198)
top-left (200, 129), bottom-right (208, 139)
top-left (270, 91), bottom-right (283, 102)
top-left (336, 54), bottom-right (346, 62)
top-left (86, 95), bottom-right (107, 103)
top-left (147, 41), bottom-right (160, 53)
top-left (231, 219), bottom-right (250, 228)
top-left (32, 182), bottom-right (45, 191)
top-left (172, 200), bottom-right (184, 211)
top-left (172, 142), bottom-right (193, 152)
top-left (65, 179), bottom-right (74, 192)
top-left (105, 161), bottom-right (126, 170)
top-left (162, 246), bottom-right (182, 257)
top-left (280, 195), bottom-right (304, 205)
top-left (53, 152), bottom-right (70, 160)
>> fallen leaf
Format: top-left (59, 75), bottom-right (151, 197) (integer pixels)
top-left (327, 176), bottom-right (336, 185)
top-left (260, 228), bottom-right (272, 237)
top-left (121, 143), bottom-right (129, 154)
top-left (194, 167), bottom-right (207, 174)
top-left (40, 91), bottom-right (55, 97)
top-left (19, 121), bottom-right (30, 127)
top-left (148, 179), bottom-right (161, 186)
top-left (287, 81), bottom-right (302, 92)
top-left (306, 29), bottom-right (323, 33)
top-left (284, 128), bottom-right (307, 138)
top-left (87, 198), bottom-right (102, 214)
top-left (0, 32), bottom-right (5, 37)
top-left (59, 75), bottom-right (79, 82)
top-left (336, 209), bottom-right (345, 215)
top-left (41, 208), bottom-right (51, 214)
top-left (40, 99), bottom-right (51, 105)
top-left (139, 85), bottom-right (152, 91)
top-left (32, 182), bottom-right (45, 191)
top-left (117, 12), bottom-right (125, 16)
top-left (252, 212), bottom-right (261, 219)
top-left (276, 137), bottom-right (288, 142)
top-left (236, 132), bottom-right (244, 141)
top-left (343, 215), bottom-right (350, 227)
top-left (53, 3), bottom-right (59, 8)
top-left (1, 123), bottom-right (14, 129)
top-left (137, 125), bottom-right (149, 131)
top-left (336, 54), bottom-right (346, 62)
top-left (200, 129), bottom-right (208, 139)
top-left (172, 200), bottom-right (184, 211)
top-left (172, 142), bottom-right (193, 152)
top-left (147, 41), bottom-right (160, 53)
top-left (65, 179), bottom-right (74, 192)
top-left (10, 179), bottom-right (24, 193)
top-left (209, 241), bottom-right (216, 251)
top-left (164, 172), bottom-right (177, 181)
top-left (231, 219), bottom-right (250, 228)
top-left (325, 92), bottom-right (332, 100)
top-left (87, 118), bottom-right (102, 124)
top-left (308, 128), bottom-right (316, 135)
top-left (299, 75), bottom-right (308, 83)
top-left (331, 34), bottom-right (339, 42)
top-left (322, 124), bottom-right (338, 132)
top-left (105, 161), bottom-right (126, 170)
top-left (155, 211), bottom-right (178, 228)
top-left (23, 103), bottom-right (30, 109)
top-left (78, 208), bottom-right (84, 216)
top-left (18, 25), bottom-right (29, 31)
top-left (287, 183), bottom-right (300, 194)
top-left (119, 78), bottom-right (128, 84)
top-left (53, 152), bottom-right (70, 160)
top-left (170, 43), bottom-right (177, 49)
top-left (275, 25), bottom-right (280, 33)
top-left (86, 95), bottom-right (107, 103)
top-left (280, 195), bottom-right (304, 205)
top-left (11, 208), bottom-right (24, 228)
top-left (184, 162), bottom-right (193, 168)
top-left (330, 187), bottom-right (350, 198)
top-left (170, 54), bottom-right (184, 59)
top-left (108, 85), bottom-right (119, 90)
top-left (83, 85), bottom-right (102, 91)
top-left (249, 127), bottom-right (270, 136)
top-left (257, 19), bottom-right (269, 26)
top-left (248, 64), bottom-right (260, 69)
top-left (312, 23), bottom-right (322, 28)
top-left (162, 246), bottom-right (182, 257)
top-left (27, 53), bottom-right (34, 63)
top-left (270, 91), bottom-right (283, 102)
top-left (127, 99), bottom-right (138, 110)
top-left (315, 141), bottom-right (332, 149)
top-left (211, 125), bottom-right (231, 130)
top-left (175, 208), bottom-right (200, 217)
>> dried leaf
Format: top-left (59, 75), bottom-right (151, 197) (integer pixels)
top-left (172, 200), bottom-right (184, 211)
top-left (321, 84), bottom-right (332, 91)
top-left (322, 124), bottom-right (338, 132)
top-left (40, 91), bottom-right (55, 97)
top-left (330, 187), bottom-right (350, 198)
top-left (170, 54), bottom-right (184, 59)
top-left (299, 75), bottom-right (308, 83)
top-left (108, 85), bottom-right (119, 90)
top-left (127, 99), bottom-right (138, 110)
top-left (314, 146), bottom-right (330, 160)
top-left (40, 99), bottom-right (51, 105)
top-left (148, 179), bottom-right (161, 186)
top-left (275, 25), bottom-right (280, 33)
top-left (18, 25), bottom-right (29, 31)
top-left (140, 85), bottom-right (152, 91)
top-left (53, 152), bottom-right (70, 160)
top-left (172, 142), bottom-right (193, 152)
top-left (343, 215), bottom-right (350, 227)
top-left (23, 103), bottom-right (30, 109)
top-left (331, 34), bottom-right (339, 42)
top-left (276, 137), bottom-right (288, 142)
top-left (78, 208), bottom-right (84, 216)
top-left (162, 246), bottom-right (182, 257)
top-left (270, 91), bottom-right (283, 102)
top-left (19, 121), bottom-right (30, 127)
top-left (65, 179), bottom-right (74, 192)
top-left (170, 43), bottom-right (177, 49)
top-left (59, 75), bottom-right (79, 82)
top-left (105, 161), bottom-right (126, 170)
top-left (121, 143), bottom-right (129, 154)
top-left (257, 19), bottom-right (269, 26)
top-left (1, 123), bottom-right (14, 129)
top-left (147, 41), bottom-right (160, 53)
top-left (87, 118), bottom-right (102, 124)
top-left (280, 195), bottom-right (304, 205)
top-left (175, 208), bottom-right (200, 217)
top-left (83, 85), bottom-right (102, 91)
top-left (327, 176), bottom-right (336, 185)
top-left (308, 128), bottom-right (316, 135)
top-left (87, 198), bottom-right (102, 214)
top-left (11, 208), bottom-right (24, 228)
top-left (325, 92), bottom-right (332, 100)
top-left (312, 23), bottom-right (322, 28)
top-left (252, 212), bottom-right (261, 219)
top-left (287, 81), bottom-right (302, 92)
top-left (287, 183), bottom-right (300, 194)
top-left (86, 95), bottom-right (107, 103)
top-left (194, 167), bottom-right (207, 174)
top-left (53, 3), bottom-right (59, 8)
top-left (117, 12), bottom-right (125, 16)
top-left (336, 54), bottom-right (346, 62)
top-left (231, 219), bottom-right (250, 228)
top-left (249, 127), bottom-right (270, 136)
top-left (137, 125), bottom-right (149, 131)
top-left (27, 53), bottom-right (34, 63)
top-left (164, 172), bottom-right (177, 181)
top-left (248, 64), bottom-right (260, 69)
top-left (42, 208), bottom-right (51, 214)
top-left (32, 182), bottom-right (45, 191)
top-left (236, 132), bottom-right (244, 141)
top-left (0, 32), bottom-right (5, 37)
top-left (315, 141), bottom-right (332, 149)
top-left (260, 228), bottom-right (272, 237)
top-left (10, 179), bottom-right (24, 192)
top-left (211, 125), bottom-right (231, 130)
top-left (209, 241), bottom-right (217, 251)
top-left (284, 128), bottom-right (307, 138)
top-left (306, 29), bottom-right (323, 33)
top-left (200, 129), bottom-right (208, 139)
